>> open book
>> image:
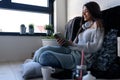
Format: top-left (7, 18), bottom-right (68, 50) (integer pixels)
top-left (53, 32), bottom-right (70, 47)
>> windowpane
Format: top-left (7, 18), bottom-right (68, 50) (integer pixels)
top-left (0, 8), bottom-right (49, 33)
top-left (12, 0), bottom-right (48, 7)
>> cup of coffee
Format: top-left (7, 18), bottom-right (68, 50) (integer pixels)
top-left (41, 66), bottom-right (55, 80)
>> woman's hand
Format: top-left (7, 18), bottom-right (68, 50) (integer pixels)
top-left (56, 38), bottom-right (66, 46)
top-left (56, 38), bottom-right (73, 46)
top-left (68, 40), bottom-right (74, 46)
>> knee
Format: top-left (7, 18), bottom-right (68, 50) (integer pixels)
top-left (39, 52), bottom-right (52, 65)
top-left (33, 46), bottom-right (51, 59)
top-left (38, 46), bottom-right (52, 52)
top-left (39, 51), bottom-right (62, 68)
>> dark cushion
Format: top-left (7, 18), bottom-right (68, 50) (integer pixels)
top-left (93, 29), bottom-right (118, 71)
top-left (65, 16), bottom-right (81, 41)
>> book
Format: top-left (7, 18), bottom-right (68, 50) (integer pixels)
top-left (53, 32), bottom-right (70, 47)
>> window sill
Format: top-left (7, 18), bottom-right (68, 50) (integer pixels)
top-left (0, 32), bottom-right (47, 36)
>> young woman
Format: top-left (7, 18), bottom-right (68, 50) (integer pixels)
top-left (33, 1), bottom-right (104, 70)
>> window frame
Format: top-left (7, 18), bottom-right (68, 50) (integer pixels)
top-left (0, 0), bottom-right (54, 36)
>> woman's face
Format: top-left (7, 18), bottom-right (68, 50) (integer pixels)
top-left (82, 6), bottom-right (92, 21)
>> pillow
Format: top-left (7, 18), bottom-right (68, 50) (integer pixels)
top-left (94, 29), bottom-right (118, 71)
top-left (22, 60), bottom-right (42, 79)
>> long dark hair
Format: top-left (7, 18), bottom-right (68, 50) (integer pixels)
top-left (84, 1), bottom-right (101, 19)
top-left (77, 1), bottom-right (103, 36)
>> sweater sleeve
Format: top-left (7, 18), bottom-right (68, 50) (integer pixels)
top-left (72, 29), bottom-right (104, 53)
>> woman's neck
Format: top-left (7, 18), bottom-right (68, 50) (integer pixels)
top-left (83, 21), bottom-right (94, 29)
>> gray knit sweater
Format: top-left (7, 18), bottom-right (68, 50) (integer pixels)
top-left (69, 27), bottom-right (104, 68)
top-left (72, 28), bottom-right (104, 53)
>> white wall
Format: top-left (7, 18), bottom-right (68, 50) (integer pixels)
top-left (0, 36), bottom-right (42, 62)
top-left (54, 0), bottom-right (67, 33)
top-left (67, 0), bottom-right (120, 21)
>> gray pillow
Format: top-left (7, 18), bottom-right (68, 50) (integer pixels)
top-left (22, 61), bottom-right (42, 79)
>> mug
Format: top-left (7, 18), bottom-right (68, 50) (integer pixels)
top-left (41, 66), bottom-right (55, 80)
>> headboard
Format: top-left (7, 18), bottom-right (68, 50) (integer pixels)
top-left (102, 6), bottom-right (120, 36)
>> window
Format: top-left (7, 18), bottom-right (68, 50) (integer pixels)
top-left (0, 0), bottom-right (54, 35)
top-left (12, 0), bottom-right (48, 7)
top-left (0, 9), bottom-right (49, 33)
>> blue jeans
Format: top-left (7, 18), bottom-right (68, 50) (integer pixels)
top-left (33, 46), bottom-right (76, 69)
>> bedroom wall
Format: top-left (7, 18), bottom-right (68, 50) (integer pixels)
top-left (54, 0), bottom-right (67, 34)
top-left (0, 36), bottom-right (42, 62)
top-left (67, 0), bottom-right (120, 21)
